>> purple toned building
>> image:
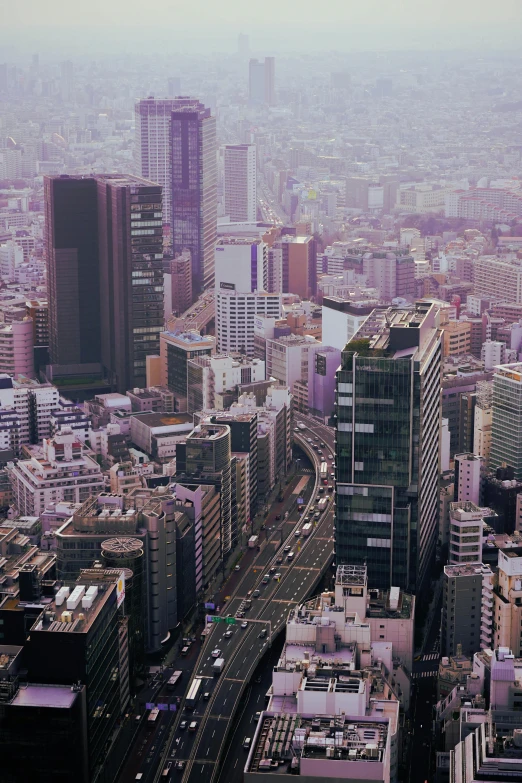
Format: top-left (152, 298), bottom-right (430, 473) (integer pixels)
top-left (307, 344), bottom-right (341, 421)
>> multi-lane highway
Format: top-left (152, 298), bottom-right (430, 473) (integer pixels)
top-left (153, 415), bottom-right (335, 782)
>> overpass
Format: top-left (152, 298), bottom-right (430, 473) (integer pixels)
top-left (153, 416), bottom-right (335, 782)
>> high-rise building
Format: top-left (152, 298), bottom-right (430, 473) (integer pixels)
top-left (335, 302), bottom-right (443, 592)
top-left (45, 174), bottom-right (164, 393)
top-left (223, 144), bottom-right (257, 222)
top-left (44, 175), bottom-right (101, 369)
top-left (160, 330), bottom-right (215, 412)
top-left (216, 290), bottom-right (281, 356)
top-left (170, 97), bottom-right (217, 295)
top-left (441, 562), bottom-right (494, 658)
top-left (214, 236), bottom-right (267, 293)
top-left (96, 174), bottom-right (164, 392)
top-left (249, 57), bottom-right (275, 105)
top-left (164, 251), bottom-right (192, 318)
top-left (0, 318), bottom-right (34, 378)
top-left (185, 423), bottom-right (232, 554)
top-left (273, 235), bottom-right (317, 299)
top-left (454, 453), bottom-right (484, 505)
top-left (490, 363), bottom-right (522, 479)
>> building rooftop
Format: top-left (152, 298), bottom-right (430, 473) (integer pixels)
top-left (444, 563), bottom-right (493, 578)
top-left (336, 564), bottom-right (367, 586)
top-left (131, 412), bottom-right (193, 429)
top-left (29, 575), bottom-right (118, 635)
top-left (10, 683), bottom-right (80, 709)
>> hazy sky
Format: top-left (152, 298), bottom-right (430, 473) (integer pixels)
top-left (1, 0), bottom-right (521, 55)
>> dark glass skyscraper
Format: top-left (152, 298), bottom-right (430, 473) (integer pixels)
top-left (171, 98), bottom-right (217, 295)
top-left (45, 175), bottom-right (101, 367)
top-left (335, 302), bottom-right (442, 593)
top-left (45, 174), bottom-right (163, 393)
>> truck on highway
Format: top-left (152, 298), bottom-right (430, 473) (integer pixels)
top-left (248, 535), bottom-right (259, 548)
top-left (186, 677), bottom-right (203, 709)
top-left (147, 707), bottom-right (160, 726)
top-left (317, 497), bottom-right (328, 513)
top-left (167, 670), bottom-right (182, 689)
top-left (320, 462), bottom-right (328, 484)
top-left (302, 522), bottom-right (312, 536)
top-left (213, 657), bottom-right (225, 675)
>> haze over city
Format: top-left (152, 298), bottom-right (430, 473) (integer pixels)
top-left (1, 2), bottom-right (522, 783)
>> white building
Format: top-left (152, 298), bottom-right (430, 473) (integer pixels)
top-left (448, 501), bottom-right (485, 565)
top-left (8, 428), bottom-right (104, 516)
top-left (214, 237), bottom-right (267, 293)
top-left (482, 340), bottom-right (507, 371)
top-left (223, 144), bottom-right (257, 223)
top-left (454, 453), bottom-right (484, 505)
top-left (0, 318), bottom-right (33, 379)
top-left (266, 334), bottom-right (318, 393)
top-left (0, 376), bottom-right (59, 445)
top-left (0, 242), bottom-right (23, 282)
top-left (321, 297), bottom-right (375, 352)
top-left (216, 290), bottom-right (281, 356)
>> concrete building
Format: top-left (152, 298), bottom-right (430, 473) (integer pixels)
top-left (249, 57), bottom-right (275, 105)
top-left (362, 249), bottom-right (416, 302)
top-left (454, 453), bottom-right (484, 505)
top-left (0, 318), bottom-right (33, 378)
top-left (448, 501), bottom-right (486, 565)
top-left (321, 297), bottom-right (375, 352)
top-left (0, 241), bottom-right (23, 282)
top-left (474, 256), bottom-right (522, 304)
top-left (474, 381), bottom-right (493, 462)
top-left (223, 144), bottom-right (257, 223)
top-left (443, 320), bottom-right (472, 357)
top-left (266, 334), bottom-right (318, 393)
top-left (216, 290), bottom-right (281, 356)
top-left (335, 303), bottom-right (443, 593)
top-left (492, 547), bottom-right (522, 656)
top-left (164, 251), bottom-right (192, 319)
top-left (185, 423), bottom-right (232, 554)
top-left (130, 411), bottom-right (193, 460)
top-left (490, 363), bottom-right (522, 479)
top-left (441, 563), bottom-right (494, 658)
top-left (160, 330), bottom-right (215, 412)
top-left (482, 340), bottom-right (507, 370)
top-left (0, 376), bottom-right (59, 446)
top-left (187, 354), bottom-right (265, 413)
top-left (8, 428), bottom-right (104, 516)
top-left (214, 236), bottom-right (267, 293)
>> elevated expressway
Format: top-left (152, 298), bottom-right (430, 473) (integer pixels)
top-left (153, 416), bottom-right (335, 782)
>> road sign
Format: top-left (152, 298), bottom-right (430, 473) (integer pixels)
top-left (226, 617), bottom-right (236, 625)
top-left (204, 602), bottom-right (215, 610)
top-left (212, 616), bottom-right (222, 623)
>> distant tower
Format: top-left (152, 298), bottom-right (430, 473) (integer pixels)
top-left (249, 58), bottom-right (275, 106)
top-left (223, 144), bottom-right (257, 222)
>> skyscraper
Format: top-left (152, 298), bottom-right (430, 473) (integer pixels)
top-left (135, 98), bottom-right (179, 233)
top-left (96, 175), bottom-right (164, 392)
top-left (490, 362), bottom-right (522, 479)
top-left (170, 98), bottom-right (217, 295)
top-left (223, 144), bottom-right (257, 222)
top-left (249, 58), bottom-right (275, 105)
top-left (45, 175), bottom-right (101, 368)
top-left (335, 302), bottom-right (443, 593)
top-left (45, 174), bottom-right (163, 393)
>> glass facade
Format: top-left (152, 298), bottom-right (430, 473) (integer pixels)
top-left (171, 100), bottom-right (217, 296)
top-left (335, 312), bottom-right (442, 592)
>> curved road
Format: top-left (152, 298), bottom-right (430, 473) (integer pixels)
top-left (153, 416), bottom-right (335, 783)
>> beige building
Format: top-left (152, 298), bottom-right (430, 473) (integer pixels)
top-left (474, 256), bottom-right (522, 303)
top-left (492, 547), bottom-right (522, 656)
top-left (443, 320), bottom-right (472, 357)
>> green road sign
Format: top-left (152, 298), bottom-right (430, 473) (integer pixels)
top-left (212, 616), bottom-right (222, 623)
top-left (225, 617), bottom-right (236, 625)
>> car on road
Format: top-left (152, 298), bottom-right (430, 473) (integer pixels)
top-left (162, 762), bottom-right (173, 777)
top-left (294, 529), bottom-right (301, 537)
top-left (327, 454), bottom-right (333, 460)
top-left (307, 438), bottom-right (312, 443)
top-left (269, 566), bottom-right (276, 574)
top-left (175, 761), bottom-right (185, 771)
top-left (275, 514), bottom-right (281, 520)
top-left (294, 427), bottom-right (300, 432)
top-left (253, 711), bottom-right (261, 721)
top-left (241, 621), bottom-right (248, 628)
top-left (259, 629), bottom-right (267, 638)
top-left (274, 572), bottom-right (281, 580)
top-left (234, 565), bottom-right (240, 571)
top-left (180, 721), bottom-right (187, 730)
top-left (276, 555), bottom-right (283, 564)
top-left (252, 589), bottom-right (260, 597)
top-left (224, 630), bottom-right (233, 638)
top-left (203, 691), bottom-right (210, 700)
top-left (320, 442), bottom-right (325, 447)
top-left (243, 737), bottom-right (252, 749)
top-left (284, 545), bottom-right (291, 552)
top-left (211, 648), bottom-right (222, 658)
top-left (189, 721), bottom-right (198, 731)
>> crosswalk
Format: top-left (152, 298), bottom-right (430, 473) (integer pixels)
top-left (412, 670), bottom-right (438, 679)
top-left (422, 653), bottom-right (440, 661)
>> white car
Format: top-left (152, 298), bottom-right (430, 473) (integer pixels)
top-left (211, 649), bottom-right (222, 658)
top-left (241, 621), bottom-right (248, 629)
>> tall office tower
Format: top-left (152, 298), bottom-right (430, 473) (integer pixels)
top-left (214, 237), bottom-right (267, 293)
top-left (274, 235), bottom-right (317, 298)
top-left (170, 98), bottom-right (217, 295)
top-left (160, 330), bottom-right (215, 412)
top-left (44, 176), bottom-right (101, 369)
top-left (60, 60), bottom-right (74, 102)
top-left (96, 175), bottom-right (164, 392)
top-left (223, 144), bottom-right (257, 222)
top-left (335, 302), bottom-right (443, 593)
top-left (186, 423), bottom-right (233, 554)
top-left (217, 290), bottom-right (281, 356)
top-left (45, 174), bottom-right (163, 393)
top-left (249, 57), bottom-right (275, 105)
top-left (167, 77), bottom-right (181, 97)
top-left (134, 97), bottom-right (180, 234)
top-left (490, 363), bottom-right (522, 479)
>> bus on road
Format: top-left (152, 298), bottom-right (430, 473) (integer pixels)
top-left (317, 497), bottom-right (329, 513)
top-left (302, 522), bottom-right (312, 536)
top-left (320, 462), bottom-right (328, 484)
top-left (147, 708), bottom-right (160, 726)
top-left (167, 670), bottom-right (183, 689)
top-left (186, 677), bottom-right (203, 709)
